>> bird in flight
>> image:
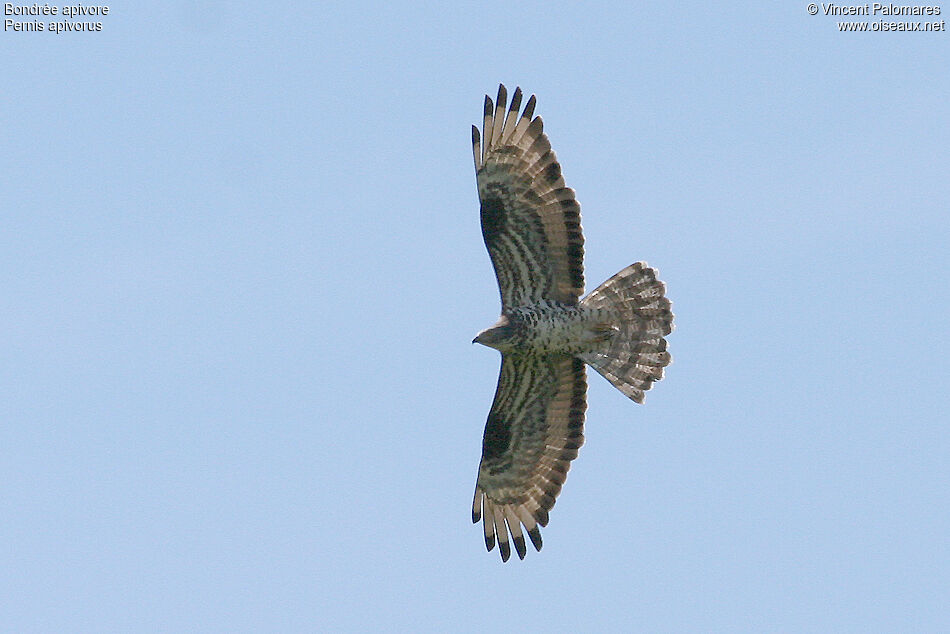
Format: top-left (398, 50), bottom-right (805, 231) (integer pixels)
top-left (470, 85), bottom-right (674, 561)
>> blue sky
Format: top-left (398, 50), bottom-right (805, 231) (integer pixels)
top-left (2, 1), bottom-right (948, 631)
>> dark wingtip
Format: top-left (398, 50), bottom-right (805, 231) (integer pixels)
top-left (471, 125), bottom-right (479, 143)
top-left (509, 87), bottom-right (522, 112)
top-left (527, 526), bottom-right (543, 551)
top-left (496, 84), bottom-right (507, 108)
top-left (523, 94), bottom-right (537, 120)
top-left (536, 508), bottom-right (549, 527)
top-left (484, 531), bottom-right (495, 552)
top-left (472, 507), bottom-right (480, 523)
top-left (513, 535), bottom-right (527, 560)
top-left (499, 540), bottom-right (511, 562)
top-left (483, 95), bottom-right (493, 116)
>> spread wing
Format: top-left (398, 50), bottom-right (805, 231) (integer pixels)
top-left (472, 85), bottom-right (585, 309)
top-left (472, 353), bottom-right (587, 561)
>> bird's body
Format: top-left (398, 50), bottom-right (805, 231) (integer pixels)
top-left (470, 85), bottom-right (674, 561)
top-left (475, 301), bottom-right (613, 355)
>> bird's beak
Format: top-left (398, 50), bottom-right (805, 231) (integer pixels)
top-left (472, 335), bottom-right (480, 344)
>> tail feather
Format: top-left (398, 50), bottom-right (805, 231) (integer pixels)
top-left (579, 262), bottom-right (673, 403)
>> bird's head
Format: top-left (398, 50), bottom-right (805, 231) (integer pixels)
top-left (473, 315), bottom-right (514, 350)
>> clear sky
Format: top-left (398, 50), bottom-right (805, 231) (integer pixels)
top-left (2, 1), bottom-right (948, 631)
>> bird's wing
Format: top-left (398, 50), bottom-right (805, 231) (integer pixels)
top-left (472, 352), bottom-right (587, 561)
top-left (472, 84), bottom-right (585, 309)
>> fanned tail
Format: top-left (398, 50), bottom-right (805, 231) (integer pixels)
top-left (579, 262), bottom-right (673, 403)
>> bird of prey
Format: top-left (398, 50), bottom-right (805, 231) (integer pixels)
top-left (470, 85), bottom-right (674, 561)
